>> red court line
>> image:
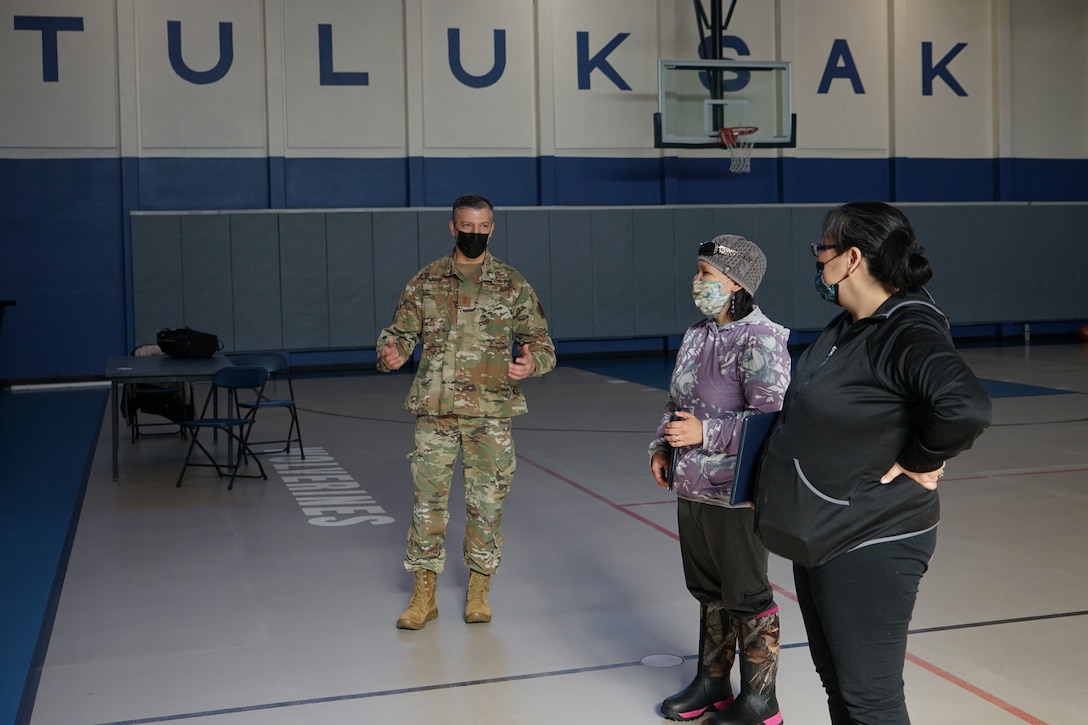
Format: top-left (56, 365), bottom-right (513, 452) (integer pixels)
top-left (905, 653), bottom-right (1049, 725)
top-left (520, 456), bottom-right (799, 602)
top-left (519, 456), bottom-right (678, 541)
top-left (519, 454), bottom-right (1049, 725)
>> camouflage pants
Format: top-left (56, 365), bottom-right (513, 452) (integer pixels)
top-left (404, 415), bottom-right (515, 575)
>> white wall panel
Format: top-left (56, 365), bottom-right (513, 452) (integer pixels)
top-left (894, 0), bottom-right (995, 159)
top-left (420, 0), bottom-right (534, 152)
top-left (1010, 0), bottom-right (1088, 158)
top-left (550, 0), bottom-right (658, 152)
top-left (283, 0), bottom-right (405, 152)
top-left (0, 0), bottom-right (119, 150)
top-left (137, 0), bottom-right (267, 152)
top-left (789, 0), bottom-right (890, 156)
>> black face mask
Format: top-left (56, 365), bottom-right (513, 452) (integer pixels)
top-left (456, 231), bottom-right (489, 259)
top-left (814, 254), bottom-right (848, 305)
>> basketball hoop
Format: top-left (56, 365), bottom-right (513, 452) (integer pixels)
top-left (718, 126), bottom-right (758, 174)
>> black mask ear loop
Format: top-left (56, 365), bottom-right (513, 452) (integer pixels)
top-left (818, 251), bottom-right (850, 286)
top-left (837, 249), bottom-right (860, 286)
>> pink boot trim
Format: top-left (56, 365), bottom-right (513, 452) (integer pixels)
top-left (676, 695), bottom-right (735, 720)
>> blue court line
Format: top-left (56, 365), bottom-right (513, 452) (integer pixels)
top-left (975, 379), bottom-right (1070, 398)
top-left (562, 358), bottom-right (1071, 399)
top-left (0, 388), bottom-right (107, 725)
top-left (90, 607), bottom-right (1088, 724)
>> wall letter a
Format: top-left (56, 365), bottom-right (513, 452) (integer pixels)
top-left (818, 39), bottom-right (864, 94)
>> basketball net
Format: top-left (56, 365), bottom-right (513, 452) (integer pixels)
top-left (718, 126), bottom-right (758, 174)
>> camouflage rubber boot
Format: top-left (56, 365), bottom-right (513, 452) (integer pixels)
top-left (396, 570), bottom-right (438, 630)
top-left (708, 605), bottom-right (783, 725)
top-left (464, 570), bottom-right (491, 623)
top-left (660, 602), bottom-right (738, 721)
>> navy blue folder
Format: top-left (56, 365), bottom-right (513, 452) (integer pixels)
top-left (728, 411), bottom-right (781, 506)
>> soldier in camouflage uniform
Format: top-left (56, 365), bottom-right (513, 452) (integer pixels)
top-left (377, 194), bottom-right (556, 630)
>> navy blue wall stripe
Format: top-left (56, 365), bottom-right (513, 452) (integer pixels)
top-left (136, 158), bottom-right (271, 210)
top-left (0, 159), bottom-right (128, 379)
top-left (1007, 159), bottom-right (1088, 201)
top-left (895, 158), bottom-right (997, 202)
top-left (102, 155), bottom-right (1088, 209)
top-left (5, 155), bottom-right (1084, 212)
top-left (285, 158), bottom-right (409, 208)
top-left (120, 156), bottom-right (141, 354)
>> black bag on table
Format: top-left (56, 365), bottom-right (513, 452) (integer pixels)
top-left (156, 327), bottom-right (222, 358)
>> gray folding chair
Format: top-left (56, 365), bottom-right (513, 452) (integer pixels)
top-left (228, 353), bottom-right (305, 459)
top-left (176, 365), bottom-right (268, 490)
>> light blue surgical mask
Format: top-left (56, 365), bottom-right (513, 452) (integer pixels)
top-left (693, 280), bottom-right (732, 318)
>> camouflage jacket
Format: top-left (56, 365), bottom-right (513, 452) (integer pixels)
top-left (377, 250), bottom-right (556, 417)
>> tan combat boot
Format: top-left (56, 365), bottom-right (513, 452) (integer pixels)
top-left (464, 570), bottom-right (491, 623)
top-left (396, 570), bottom-right (438, 630)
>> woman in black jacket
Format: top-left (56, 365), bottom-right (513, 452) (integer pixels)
top-left (755, 202), bottom-right (992, 724)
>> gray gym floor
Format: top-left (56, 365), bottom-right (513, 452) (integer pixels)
top-left (27, 343), bottom-right (1088, 724)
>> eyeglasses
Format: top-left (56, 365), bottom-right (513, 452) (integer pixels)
top-left (810, 243), bottom-right (837, 257)
top-left (699, 241), bottom-right (751, 261)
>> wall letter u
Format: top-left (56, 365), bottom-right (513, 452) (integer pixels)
top-left (448, 28), bottom-right (506, 88)
top-left (167, 20), bottom-right (234, 85)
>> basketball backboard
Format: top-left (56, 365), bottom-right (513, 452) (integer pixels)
top-left (654, 59), bottom-right (795, 149)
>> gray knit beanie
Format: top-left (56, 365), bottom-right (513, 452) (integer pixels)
top-left (697, 234), bottom-right (767, 294)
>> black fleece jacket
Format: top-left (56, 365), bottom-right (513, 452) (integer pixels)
top-left (755, 290), bottom-right (992, 568)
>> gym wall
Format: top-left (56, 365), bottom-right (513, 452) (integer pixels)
top-left (129, 203), bottom-right (1088, 360)
top-left (1, 0), bottom-right (1086, 380)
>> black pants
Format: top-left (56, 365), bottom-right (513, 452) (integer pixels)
top-left (793, 529), bottom-right (937, 725)
top-left (677, 498), bottom-right (775, 620)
